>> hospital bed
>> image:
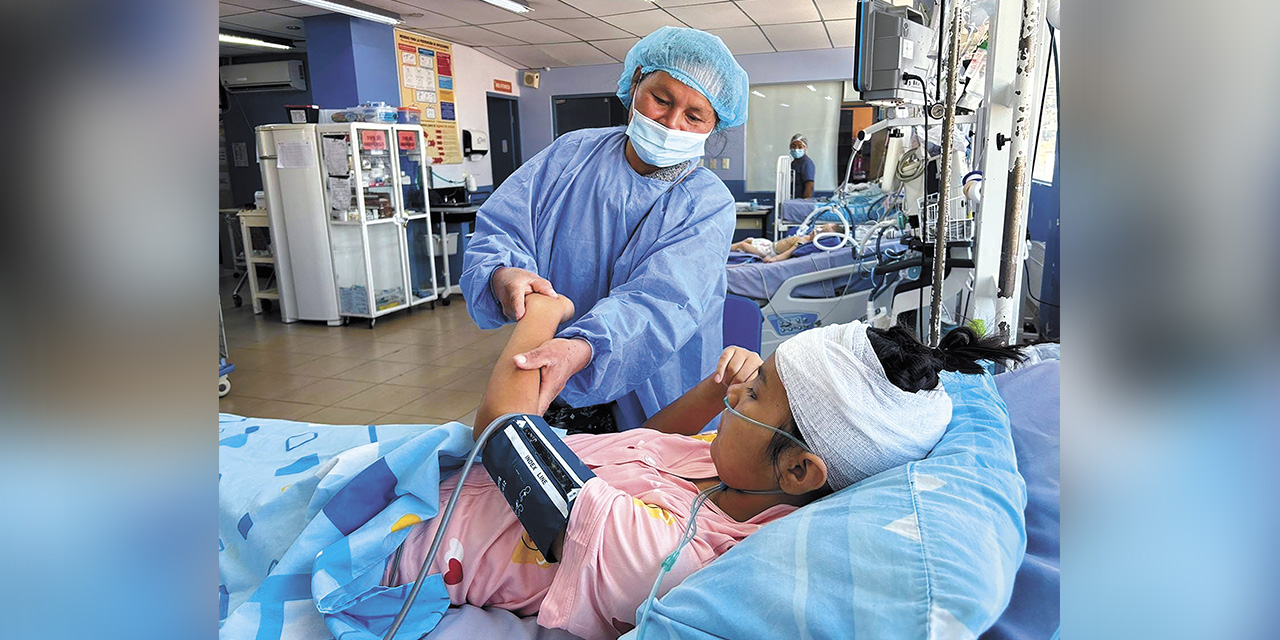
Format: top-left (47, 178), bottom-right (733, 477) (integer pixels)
top-left (726, 234), bottom-right (974, 357)
top-left (217, 352), bottom-right (1058, 640)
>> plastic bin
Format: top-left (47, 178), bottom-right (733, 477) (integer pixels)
top-left (396, 107), bottom-right (421, 124)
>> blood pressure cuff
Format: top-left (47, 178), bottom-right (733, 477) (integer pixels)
top-left (483, 414), bottom-right (595, 563)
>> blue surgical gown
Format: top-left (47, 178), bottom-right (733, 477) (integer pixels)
top-left (461, 126), bottom-right (735, 430)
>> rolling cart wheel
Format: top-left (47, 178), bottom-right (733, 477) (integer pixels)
top-left (261, 299), bottom-right (273, 312)
top-left (428, 301), bottom-right (436, 310)
top-left (218, 376), bottom-right (232, 397)
top-left (441, 297), bottom-right (452, 306)
top-left (232, 294), bottom-right (243, 308)
top-left (368, 318), bottom-right (376, 329)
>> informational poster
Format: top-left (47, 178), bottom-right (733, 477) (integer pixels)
top-left (395, 29), bottom-right (461, 164)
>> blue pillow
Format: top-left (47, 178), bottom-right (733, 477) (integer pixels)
top-left (983, 361), bottom-right (1060, 640)
top-left (626, 371), bottom-right (1028, 640)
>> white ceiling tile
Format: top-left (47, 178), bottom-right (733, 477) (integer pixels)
top-left (474, 47), bottom-right (527, 69)
top-left (707, 25), bottom-right (773, 55)
top-left (561, 0), bottom-right (662, 17)
top-left (543, 42), bottom-right (616, 65)
top-left (269, 5), bottom-right (332, 17)
top-left (399, 11), bottom-right (466, 29)
top-left (543, 17), bottom-right (632, 40)
top-left (734, 0), bottom-right (821, 25)
top-left (221, 0), bottom-right (293, 10)
top-left (590, 37), bottom-right (641, 61)
top-left (825, 19), bottom-right (856, 48)
top-left (521, 0), bottom-right (590, 20)
top-left (488, 44), bottom-right (565, 68)
top-left (665, 3), bottom-right (752, 29)
top-left (760, 21), bottom-right (831, 51)
top-left (485, 20), bottom-right (576, 44)
top-left (221, 12), bottom-right (307, 38)
top-left (409, 0), bottom-right (526, 24)
top-left (655, 0), bottom-right (725, 6)
top-left (424, 25), bottom-right (526, 46)
top-left (813, 0), bottom-right (855, 20)
top-left (220, 3), bottom-right (257, 17)
top-left (600, 9), bottom-right (688, 37)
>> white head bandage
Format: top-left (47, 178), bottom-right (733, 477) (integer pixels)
top-left (773, 321), bottom-right (952, 491)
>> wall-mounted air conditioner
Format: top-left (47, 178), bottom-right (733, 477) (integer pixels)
top-left (220, 61), bottom-right (306, 93)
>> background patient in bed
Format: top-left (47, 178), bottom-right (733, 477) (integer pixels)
top-left (384, 292), bottom-right (1021, 640)
top-left (730, 222), bottom-right (839, 263)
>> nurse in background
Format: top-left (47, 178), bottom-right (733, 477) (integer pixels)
top-left (790, 133), bottom-right (815, 199)
top-left (461, 27), bottom-right (749, 433)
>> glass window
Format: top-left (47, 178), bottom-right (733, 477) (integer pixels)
top-left (745, 81), bottom-right (843, 193)
top-left (1032, 31), bottom-right (1059, 182)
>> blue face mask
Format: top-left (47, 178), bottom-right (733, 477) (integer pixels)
top-left (790, 148), bottom-right (805, 159)
top-left (626, 107), bottom-right (711, 168)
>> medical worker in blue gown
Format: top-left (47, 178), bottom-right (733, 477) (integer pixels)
top-left (461, 27), bottom-right (749, 432)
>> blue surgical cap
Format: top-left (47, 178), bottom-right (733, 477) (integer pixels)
top-left (616, 26), bottom-right (749, 130)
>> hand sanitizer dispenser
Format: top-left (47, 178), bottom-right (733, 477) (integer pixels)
top-left (462, 130), bottom-right (490, 157)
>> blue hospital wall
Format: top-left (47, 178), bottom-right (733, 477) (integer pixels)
top-left (304, 14), bottom-right (398, 108)
top-left (517, 47), bottom-right (856, 201)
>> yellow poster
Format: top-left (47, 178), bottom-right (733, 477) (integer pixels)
top-left (396, 29), bottom-right (461, 164)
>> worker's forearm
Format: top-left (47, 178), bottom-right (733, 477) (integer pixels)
top-left (474, 298), bottom-right (562, 440)
top-left (641, 378), bottom-right (723, 436)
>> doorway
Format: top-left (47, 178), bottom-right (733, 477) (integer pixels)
top-left (552, 94), bottom-right (627, 139)
top-left (486, 93), bottom-right (522, 189)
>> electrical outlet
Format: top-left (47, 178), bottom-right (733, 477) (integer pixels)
top-left (709, 158), bottom-right (719, 170)
top-left (721, 157), bottom-right (730, 170)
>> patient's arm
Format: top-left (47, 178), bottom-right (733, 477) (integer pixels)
top-left (642, 346), bottom-right (762, 436)
top-left (474, 293), bottom-right (575, 442)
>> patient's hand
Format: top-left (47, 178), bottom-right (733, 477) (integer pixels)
top-left (762, 255), bottom-right (782, 263)
top-left (710, 346), bottom-right (763, 388)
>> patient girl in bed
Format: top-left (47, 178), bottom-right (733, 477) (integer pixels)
top-left (730, 222), bottom-right (840, 263)
top-left (385, 293), bottom-right (1023, 639)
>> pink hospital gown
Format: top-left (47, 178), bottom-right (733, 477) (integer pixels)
top-left (384, 428), bottom-right (796, 640)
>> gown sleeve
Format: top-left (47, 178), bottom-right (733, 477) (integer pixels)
top-left (556, 176), bottom-right (734, 405)
top-left (460, 145), bottom-right (553, 330)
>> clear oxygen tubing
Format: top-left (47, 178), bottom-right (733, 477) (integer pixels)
top-left (381, 415), bottom-right (513, 640)
top-left (798, 204), bottom-right (854, 252)
top-left (635, 400), bottom-right (814, 639)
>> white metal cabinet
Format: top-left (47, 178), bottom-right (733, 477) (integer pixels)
top-left (319, 123), bottom-right (435, 327)
top-left (391, 124), bottom-right (441, 309)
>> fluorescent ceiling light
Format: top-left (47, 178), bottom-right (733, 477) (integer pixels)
top-left (292, 0), bottom-right (402, 25)
top-left (806, 84), bottom-right (816, 91)
top-left (751, 90), bottom-right (766, 98)
top-left (480, 0), bottom-right (532, 14)
top-left (219, 32), bottom-right (293, 50)
top-left (779, 103), bottom-right (790, 107)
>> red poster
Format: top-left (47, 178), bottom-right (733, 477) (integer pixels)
top-left (359, 130), bottom-right (386, 151)
top-left (436, 52), bottom-right (452, 76)
top-left (493, 79), bottom-right (513, 93)
top-left (397, 130), bottom-right (417, 151)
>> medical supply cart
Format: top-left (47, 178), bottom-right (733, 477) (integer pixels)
top-left (237, 209), bottom-right (279, 314)
top-left (318, 123), bottom-right (440, 328)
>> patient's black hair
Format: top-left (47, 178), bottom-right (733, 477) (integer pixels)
top-left (763, 326), bottom-right (1027, 486)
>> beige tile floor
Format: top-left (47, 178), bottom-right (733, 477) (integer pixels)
top-left (219, 278), bottom-right (512, 427)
